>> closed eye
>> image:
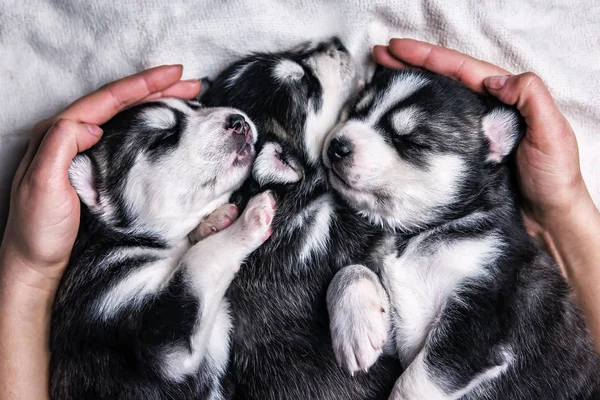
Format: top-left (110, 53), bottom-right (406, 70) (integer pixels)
top-left (144, 108), bottom-right (186, 160)
top-left (278, 151), bottom-right (292, 166)
top-left (146, 127), bottom-right (182, 155)
top-left (276, 148), bottom-right (303, 175)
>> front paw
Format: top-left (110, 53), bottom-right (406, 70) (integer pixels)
top-left (233, 191), bottom-right (275, 250)
top-left (189, 203), bottom-right (239, 244)
top-left (330, 278), bottom-right (388, 375)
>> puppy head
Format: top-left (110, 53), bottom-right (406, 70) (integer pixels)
top-left (202, 37), bottom-right (357, 187)
top-left (323, 69), bottom-right (522, 231)
top-left (69, 99), bottom-right (257, 238)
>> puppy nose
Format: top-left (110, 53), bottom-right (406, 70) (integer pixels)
top-left (226, 114), bottom-right (246, 134)
top-left (327, 137), bottom-right (353, 162)
top-left (331, 37), bottom-right (347, 52)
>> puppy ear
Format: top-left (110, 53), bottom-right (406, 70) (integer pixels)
top-left (290, 40), bottom-right (313, 53)
top-left (252, 142), bottom-right (304, 186)
top-left (69, 154), bottom-right (99, 210)
top-left (482, 107), bottom-right (522, 163)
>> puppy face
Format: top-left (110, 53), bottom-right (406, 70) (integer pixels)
top-left (69, 99), bottom-right (257, 237)
top-left (323, 69), bottom-right (521, 231)
top-left (202, 37), bottom-right (357, 187)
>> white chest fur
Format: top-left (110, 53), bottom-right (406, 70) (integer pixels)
top-left (381, 234), bottom-right (501, 365)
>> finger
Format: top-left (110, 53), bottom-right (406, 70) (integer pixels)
top-left (484, 73), bottom-right (574, 147)
top-left (133, 79), bottom-right (201, 106)
top-left (387, 38), bottom-right (510, 93)
top-left (13, 120), bottom-right (66, 191)
top-left (31, 64), bottom-right (185, 137)
top-left (14, 65), bottom-right (188, 190)
top-left (12, 137), bottom-right (45, 194)
top-left (22, 119), bottom-right (103, 190)
top-left (372, 45), bottom-right (412, 70)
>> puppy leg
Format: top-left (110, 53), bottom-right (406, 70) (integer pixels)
top-left (160, 191), bottom-right (275, 378)
top-left (388, 351), bottom-right (449, 400)
top-left (327, 264), bottom-right (390, 374)
top-left (185, 191), bottom-right (274, 320)
top-left (388, 296), bottom-right (512, 400)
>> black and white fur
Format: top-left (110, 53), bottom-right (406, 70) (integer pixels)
top-left (323, 68), bottom-right (600, 399)
top-left (50, 99), bottom-right (275, 399)
top-left (202, 38), bottom-right (402, 399)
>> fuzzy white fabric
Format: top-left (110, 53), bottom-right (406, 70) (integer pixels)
top-left (1, 0), bottom-right (599, 232)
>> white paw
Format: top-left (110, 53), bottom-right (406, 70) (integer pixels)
top-left (330, 278), bottom-right (388, 375)
top-left (189, 203), bottom-right (239, 244)
top-left (233, 191), bottom-right (275, 250)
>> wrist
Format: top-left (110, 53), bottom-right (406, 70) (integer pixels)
top-left (0, 249), bottom-right (54, 400)
top-left (542, 185), bottom-right (600, 240)
top-left (529, 174), bottom-right (595, 235)
top-left (0, 243), bottom-right (65, 306)
top-left (537, 186), bottom-right (600, 280)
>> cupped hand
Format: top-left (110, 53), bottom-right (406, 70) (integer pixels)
top-left (373, 39), bottom-right (594, 238)
top-left (0, 65), bottom-right (201, 292)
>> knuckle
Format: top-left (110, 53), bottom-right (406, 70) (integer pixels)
top-left (32, 117), bottom-right (52, 134)
top-left (107, 85), bottom-right (128, 110)
top-left (520, 72), bottom-right (544, 89)
top-left (51, 117), bottom-right (76, 133)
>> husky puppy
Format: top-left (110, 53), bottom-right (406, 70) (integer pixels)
top-left (201, 38), bottom-right (402, 399)
top-left (323, 68), bottom-right (600, 399)
top-left (50, 99), bottom-right (275, 400)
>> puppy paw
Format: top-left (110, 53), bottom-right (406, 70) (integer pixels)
top-left (189, 203), bottom-right (239, 244)
top-left (233, 191), bottom-right (275, 250)
top-left (329, 278), bottom-right (388, 375)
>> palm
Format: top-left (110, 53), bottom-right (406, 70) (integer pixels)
top-left (38, 188), bottom-right (81, 267)
top-left (516, 122), bottom-right (582, 223)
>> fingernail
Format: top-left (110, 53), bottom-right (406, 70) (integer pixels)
top-left (484, 75), bottom-right (510, 90)
top-left (84, 123), bottom-right (103, 136)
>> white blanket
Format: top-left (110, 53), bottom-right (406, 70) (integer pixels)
top-left (2, 0), bottom-right (599, 232)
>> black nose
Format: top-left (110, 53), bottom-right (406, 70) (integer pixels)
top-left (331, 37), bottom-right (347, 52)
top-left (327, 137), bottom-right (353, 162)
top-left (227, 114), bottom-right (246, 134)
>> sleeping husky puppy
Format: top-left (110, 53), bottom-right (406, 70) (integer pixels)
top-left (201, 38), bottom-right (402, 399)
top-left (50, 99), bottom-right (275, 400)
top-left (323, 68), bottom-right (600, 399)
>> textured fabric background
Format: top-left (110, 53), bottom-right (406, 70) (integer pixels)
top-left (1, 0), bottom-right (599, 233)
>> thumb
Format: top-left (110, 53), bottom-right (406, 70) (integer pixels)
top-left (21, 119), bottom-right (103, 190)
top-left (483, 72), bottom-right (575, 149)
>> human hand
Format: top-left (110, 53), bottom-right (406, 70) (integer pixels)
top-left (372, 39), bottom-right (596, 240)
top-left (0, 65), bottom-right (201, 294)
